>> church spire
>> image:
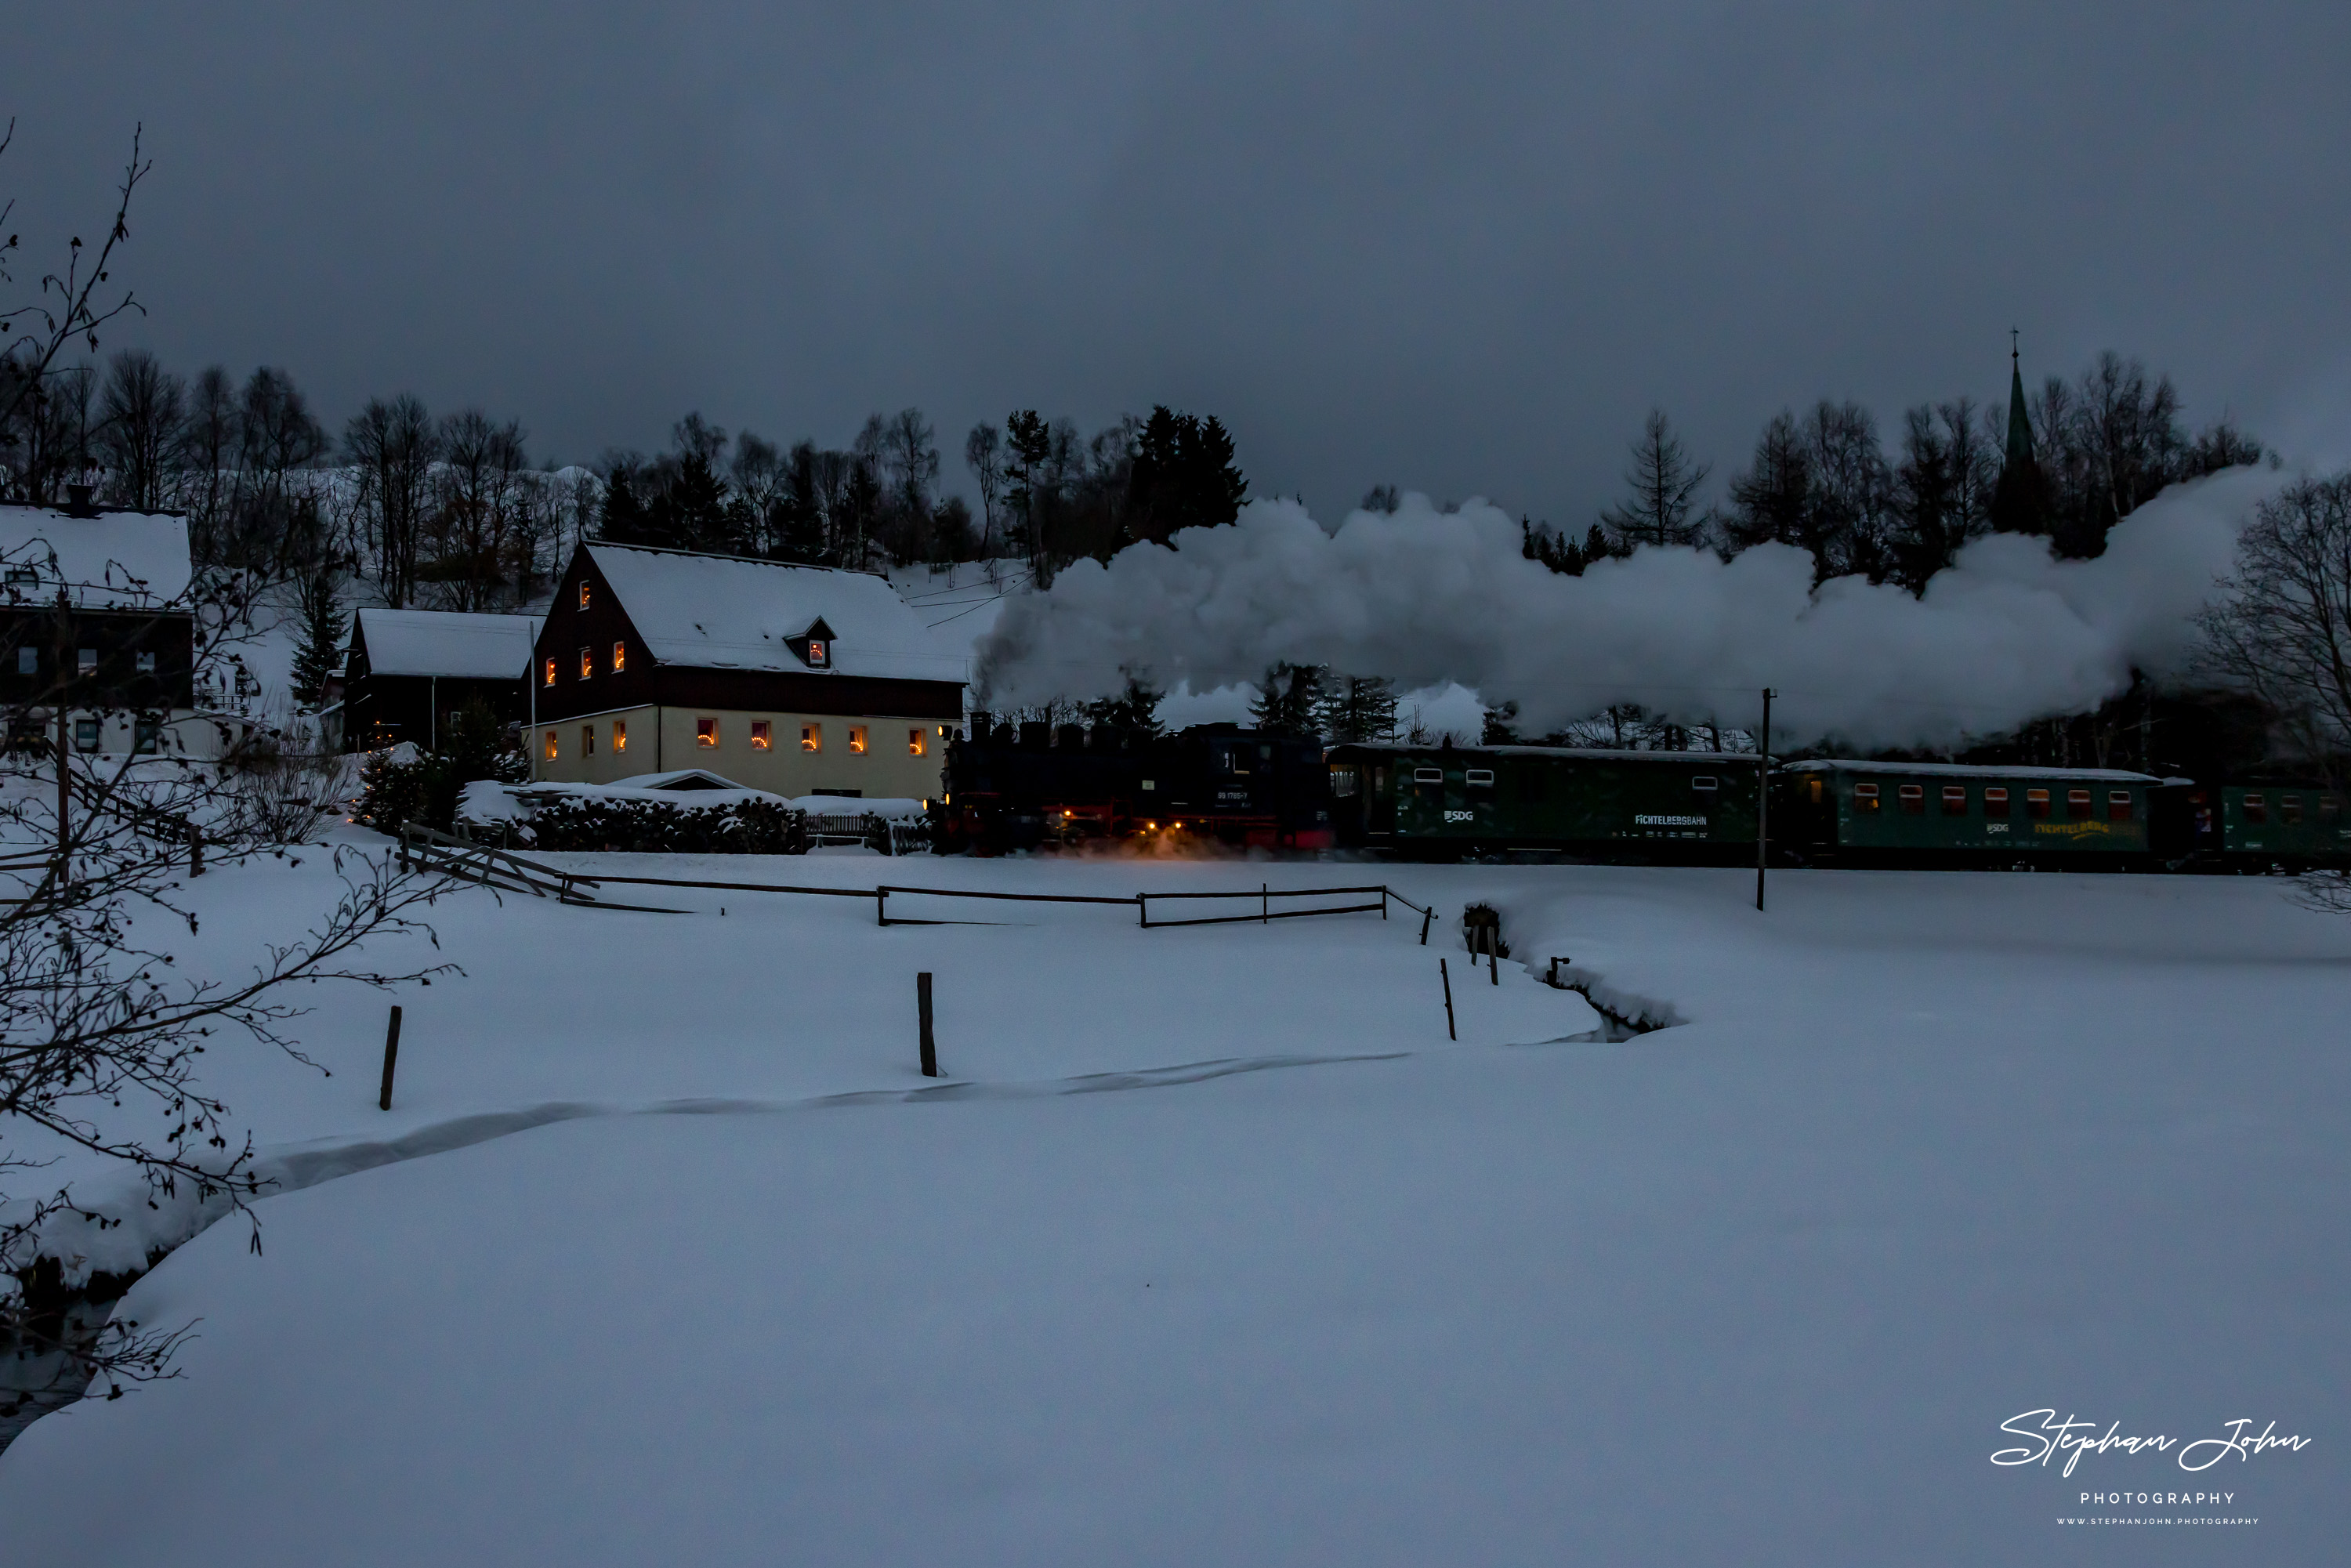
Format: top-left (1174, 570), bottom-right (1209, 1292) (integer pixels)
top-left (2002, 328), bottom-right (2034, 471)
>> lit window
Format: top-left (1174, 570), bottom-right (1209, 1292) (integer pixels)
top-left (581, 724), bottom-right (596, 756)
top-left (751, 721), bottom-right (773, 751)
top-left (2241, 792), bottom-right (2266, 824)
top-left (2067, 789), bottom-right (2093, 820)
top-left (2280, 795), bottom-right (2303, 824)
top-left (849, 725), bottom-right (868, 754)
top-left (1983, 787), bottom-right (2010, 817)
top-left (78, 648), bottom-right (97, 675)
top-left (696, 718), bottom-right (719, 748)
top-left (611, 641), bottom-right (626, 673)
top-left (15, 648), bottom-right (33, 675)
top-left (136, 650), bottom-right (157, 674)
top-left (806, 638), bottom-right (828, 668)
top-left (1332, 766), bottom-right (1360, 798)
top-left (74, 718), bottom-right (100, 750)
top-left (1806, 777), bottom-right (1823, 804)
top-left (545, 730), bottom-right (558, 760)
top-left (578, 647), bottom-right (593, 679)
top-left (613, 719), bottom-right (627, 754)
top-left (1897, 784), bottom-right (1925, 814)
top-left (908, 727), bottom-right (926, 757)
top-left (135, 719), bottom-right (159, 754)
top-left (1853, 782), bottom-right (1880, 812)
top-left (578, 580), bottom-right (591, 610)
top-left (2110, 790), bottom-right (2135, 822)
top-left (545, 657), bottom-right (557, 686)
top-left (801, 724), bottom-right (821, 752)
top-left (2026, 788), bottom-right (2051, 818)
top-left (1941, 784), bottom-right (1968, 816)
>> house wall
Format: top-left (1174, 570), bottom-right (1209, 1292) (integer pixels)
top-left (534, 706), bottom-right (954, 799)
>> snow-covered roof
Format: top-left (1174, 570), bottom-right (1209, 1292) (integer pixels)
top-left (356, 608), bottom-right (542, 679)
top-left (1330, 742), bottom-right (1753, 765)
top-left (587, 543), bottom-right (969, 685)
top-left (1782, 759), bottom-right (2161, 783)
top-left (0, 504), bottom-right (193, 610)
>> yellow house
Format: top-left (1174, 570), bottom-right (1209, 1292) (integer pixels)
top-left (527, 541), bottom-right (965, 799)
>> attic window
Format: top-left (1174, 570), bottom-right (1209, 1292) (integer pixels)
top-left (806, 638), bottom-right (828, 668)
top-left (578, 580), bottom-right (591, 610)
top-left (544, 657), bottom-right (557, 687)
top-left (578, 647), bottom-right (593, 680)
top-left (611, 641), bottom-right (626, 673)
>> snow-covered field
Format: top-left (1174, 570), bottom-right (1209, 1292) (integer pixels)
top-left (2, 835), bottom-right (2344, 1563)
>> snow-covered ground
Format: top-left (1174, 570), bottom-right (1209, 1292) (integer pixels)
top-left (2, 836), bottom-right (2344, 1562)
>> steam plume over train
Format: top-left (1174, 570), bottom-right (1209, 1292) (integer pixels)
top-left (975, 466), bottom-right (2286, 750)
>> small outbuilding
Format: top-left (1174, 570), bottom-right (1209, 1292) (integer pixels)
top-left (527, 541), bottom-right (966, 798)
top-left (341, 608), bottom-right (542, 751)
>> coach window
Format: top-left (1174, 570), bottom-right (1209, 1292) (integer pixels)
top-left (578, 646), bottom-right (593, 679)
top-left (1691, 775), bottom-right (1719, 795)
top-left (1983, 787), bottom-right (2011, 817)
top-left (581, 725), bottom-right (596, 757)
top-left (695, 717), bottom-right (719, 748)
top-left (1806, 777), bottom-right (1824, 805)
top-left (1465, 769), bottom-right (1495, 788)
top-left (2281, 795), bottom-right (2303, 824)
top-left (2026, 788), bottom-right (2051, 818)
top-left (2241, 792), bottom-right (2266, 824)
top-left (1413, 767), bottom-right (1444, 786)
top-left (801, 723), bottom-right (821, 752)
top-left (1853, 782), bottom-right (1881, 812)
top-left (1372, 766), bottom-right (1390, 798)
top-left (1331, 765), bottom-right (1360, 798)
top-left (2109, 790), bottom-right (2135, 822)
top-left (613, 719), bottom-right (627, 755)
top-left (849, 725), bottom-right (868, 755)
top-left (612, 641), bottom-right (626, 673)
top-left (1942, 784), bottom-right (1968, 815)
top-left (1897, 784), bottom-right (1925, 814)
top-left (751, 721), bottom-right (773, 751)
top-left (2321, 795), bottom-right (2342, 822)
top-left (2067, 789), bottom-right (2093, 819)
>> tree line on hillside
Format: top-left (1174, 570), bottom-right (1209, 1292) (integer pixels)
top-left (1511, 350), bottom-right (2265, 595)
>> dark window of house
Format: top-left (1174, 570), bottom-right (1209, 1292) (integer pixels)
top-left (2108, 790), bottom-right (2135, 821)
top-left (1853, 781), bottom-right (1880, 811)
top-left (1898, 784), bottom-right (1925, 814)
top-left (1941, 784), bottom-right (1968, 815)
top-left (2027, 789), bottom-right (2052, 818)
top-left (1983, 787), bottom-right (2011, 816)
top-left (135, 650), bottom-right (157, 674)
top-left (78, 648), bottom-right (96, 675)
top-left (2067, 789), bottom-right (2093, 819)
top-left (14, 648), bottom-right (32, 675)
top-left (2241, 792), bottom-right (2266, 824)
top-left (74, 718), bottom-right (100, 751)
top-left (135, 719), bottom-right (159, 754)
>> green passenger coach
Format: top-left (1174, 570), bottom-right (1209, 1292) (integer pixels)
top-left (1327, 743), bottom-right (1760, 860)
top-left (2191, 781), bottom-right (2351, 867)
top-left (1774, 760), bottom-right (2187, 864)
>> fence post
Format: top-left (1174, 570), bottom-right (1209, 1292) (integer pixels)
top-left (189, 822), bottom-right (203, 878)
top-left (917, 972), bottom-right (938, 1077)
top-left (1488, 926), bottom-right (1498, 985)
top-left (1440, 958), bottom-right (1456, 1041)
top-left (378, 1005), bottom-right (404, 1111)
top-left (1137, 892), bottom-right (1147, 928)
top-left (1419, 906), bottom-right (1433, 945)
top-left (876, 888), bottom-right (888, 927)
top-left (1262, 882), bottom-right (1268, 924)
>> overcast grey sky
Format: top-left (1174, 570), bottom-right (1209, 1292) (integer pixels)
top-left (10, 3), bottom-right (2349, 521)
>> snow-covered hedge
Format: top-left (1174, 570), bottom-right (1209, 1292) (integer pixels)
top-left (458, 780), bottom-right (806, 854)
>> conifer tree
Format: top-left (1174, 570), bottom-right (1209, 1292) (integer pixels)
top-left (1315, 674), bottom-right (1399, 743)
top-left (289, 574), bottom-right (347, 708)
top-left (1250, 662), bottom-right (1325, 736)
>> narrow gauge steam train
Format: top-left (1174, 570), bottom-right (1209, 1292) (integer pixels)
top-left (935, 720), bottom-right (2349, 869)
top-left (935, 719), bottom-right (1334, 853)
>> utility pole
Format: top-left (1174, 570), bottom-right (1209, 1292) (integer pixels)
top-left (1755, 687), bottom-right (1774, 912)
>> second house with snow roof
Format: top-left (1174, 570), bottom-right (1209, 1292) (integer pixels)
top-left (527, 541), bottom-right (967, 800)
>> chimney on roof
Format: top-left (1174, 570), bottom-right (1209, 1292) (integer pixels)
top-left (63, 482), bottom-right (100, 519)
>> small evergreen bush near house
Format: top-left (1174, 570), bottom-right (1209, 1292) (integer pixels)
top-left (520, 795), bottom-right (807, 855)
top-left (351, 700), bottom-right (527, 837)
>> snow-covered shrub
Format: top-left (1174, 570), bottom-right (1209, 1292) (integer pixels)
top-left (350, 701), bottom-right (526, 838)
top-left (517, 794), bottom-right (807, 855)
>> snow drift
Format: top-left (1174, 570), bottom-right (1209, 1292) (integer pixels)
top-left (975, 467), bottom-right (2286, 749)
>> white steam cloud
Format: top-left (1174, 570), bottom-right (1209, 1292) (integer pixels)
top-left (975, 466), bottom-right (2286, 750)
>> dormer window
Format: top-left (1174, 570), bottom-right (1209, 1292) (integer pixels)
top-left (784, 618), bottom-right (838, 670)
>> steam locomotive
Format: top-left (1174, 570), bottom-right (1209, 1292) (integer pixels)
top-left (937, 721), bottom-right (2349, 870)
